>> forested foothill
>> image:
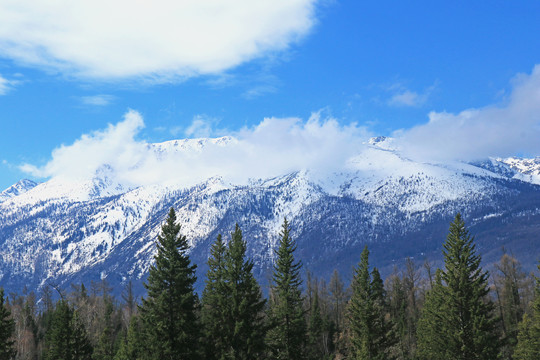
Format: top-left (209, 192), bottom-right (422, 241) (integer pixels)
top-left (0, 210), bottom-right (538, 359)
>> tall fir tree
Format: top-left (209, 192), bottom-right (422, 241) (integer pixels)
top-left (46, 299), bottom-right (92, 360)
top-left (370, 267), bottom-right (396, 357)
top-left (267, 218), bottom-right (307, 359)
top-left (348, 246), bottom-right (394, 360)
top-left (306, 285), bottom-right (324, 360)
top-left (223, 224), bottom-right (267, 359)
top-left (139, 207), bottom-right (199, 360)
top-left (93, 298), bottom-right (117, 360)
top-left (493, 253), bottom-right (527, 359)
top-left (200, 234), bottom-right (229, 360)
top-left (514, 263), bottom-right (540, 360)
top-left (114, 316), bottom-right (144, 360)
top-left (417, 213), bottom-right (500, 360)
top-left (0, 288), bottom-right (15, 360)
top-left (416, 270), bottom-right (450, 360)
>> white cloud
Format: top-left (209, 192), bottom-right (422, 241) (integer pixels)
top-left (396, 65), bottom-right (540, 161)
top-left (0, 74), bottom-right (16, 95)
top-left (184, 115), bottom-right (218, 138)
top-left (387, 83), bottom-right (434, 107)
top-left (21, 110), bottom-right (146, 179)
top-left (389, 90), bottom-right (424, 107)
top-left (80, 94), bottom-right (115, 106)
top-left (0, 0), bottom-right (318, 81)
top-left (20, 110), bottom-right (371, 188)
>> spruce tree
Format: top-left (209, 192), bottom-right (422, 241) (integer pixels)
top-left (223, 224), bottom-right (267, 359)
top-left (514, 264), bottom-right (540, 360)
top-left (370, 267), bottom-right (396, 357)
top-left (306, 287), bottom-right (324, 360)
top-left (93, 299), bottom-right (117, 360)
top-left (417, 213), bottom-right (500, 360)
top-left (200, 234), bottom-right (229, 359)
top-left (267, 218), bottom-right (307, 359)
top-left (46, 299), bottom-right (92, 360)
top-left (494, 253), bottom-right (527, 359)
top-left (348, 246), bottom-right (394, 359)
top-left (114, 316), bottom-right (144, 360)
top-left (416, 270), bottom-right (450, 360)
top-left (349, 246), bottom-right (372, 359)
top-left (139, 207), bottom-right (199, 360)
top-left (0, 288), bottom-right (15, 360)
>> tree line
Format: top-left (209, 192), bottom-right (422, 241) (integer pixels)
top-left (0, 209), bottom-right (539, 359)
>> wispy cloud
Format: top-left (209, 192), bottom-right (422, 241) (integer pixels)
top-left (242, 84), bottom-right (278, 99)
top-left (80, 94), bottom-right (115, 106)
top-left (387, 83), bottom-right (435, 107)
top-left (0, 0), bottom-right (319, 82)
top-left (389, 90), bottom-right (426, 107)
top-left (184, 115), bottom-right (220, 138)
top-left (396, 65), bottom-right (540, 161)
top-left (0, 74), bottom-right (18, 95)
top-left (20, 110), bottom-right (371, 187)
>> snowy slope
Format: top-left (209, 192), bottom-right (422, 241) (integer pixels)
top-left (0, 179), bottom-right (37, 203)
top-left (1, 137), bottom-right (539, 294)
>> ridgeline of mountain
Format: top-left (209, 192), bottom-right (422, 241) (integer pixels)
top-left (1, 137), bottom-right (539, 295)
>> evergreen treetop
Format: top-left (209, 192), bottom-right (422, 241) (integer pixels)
top-left (417, 213), bottom-right (500, 360)
top-left (223, 224), bottom-right (267, 359)
top-left (139, 207), bottom-right (199, 360)
top-left (201, 234), bottom-right (229, 360)
top-left (0, 288), bottom-right (15, 360)
top-left (267, 218), bottom-right (307, 359)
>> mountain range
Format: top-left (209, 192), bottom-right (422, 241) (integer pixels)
top-left (1, 136), bottom-right (539, 296)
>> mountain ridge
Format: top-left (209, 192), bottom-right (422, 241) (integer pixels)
top-left (1, 137), bottom-right (539, 295)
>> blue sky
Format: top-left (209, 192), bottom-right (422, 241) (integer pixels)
top-left (1, 1), bottom-right (540, 189)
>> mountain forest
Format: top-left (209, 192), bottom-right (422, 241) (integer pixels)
top-left (0, 209), bottom-right (538, 360)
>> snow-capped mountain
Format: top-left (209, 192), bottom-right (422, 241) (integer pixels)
top-left (0, 179), bottom-right (37, 203)
top-left (1, 137), bottom-right (539, 295)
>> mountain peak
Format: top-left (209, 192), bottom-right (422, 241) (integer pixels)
top-left (0, 179), bottom-right (38, 202)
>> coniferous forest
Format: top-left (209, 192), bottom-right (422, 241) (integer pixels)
top-left (0, 209), bottom-right (539, 360)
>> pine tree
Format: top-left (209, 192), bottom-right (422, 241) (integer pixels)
top-left (0, 288), bottom-right (15, 360)
top-left (46, 299), bottom-right (92, 360)
top-left (306, 286), bottom-right (324, 360)
top-left (514, 263), bottom-right (540, 360)
top-left (348, 246), bottom-right (394, 359)
top-left (200, 234), bottom-right (229, 360)
top-left (416, 270), bottom-right (449, 360)
top-left (93, 299), bottom-right (117, 360)
top-left (114, 316), bottom-right (144, 360)
top-left (370, 267), bottom-right (396, 358)
top-left (417, 213), bottom-right (500, 360)
top-left (493, 253), bottom-right (527, 359)
top-left (349, 246), bottom-right (372, 359)
top-left (223, 224), bottom-right (267, 359)
top-left (329, 269), bottom-right (346, 333)
top-left (267, 218), bottom-right (307, 359)
top-left (139, 207), bottom-right (199, 360)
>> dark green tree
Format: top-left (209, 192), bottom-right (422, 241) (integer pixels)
top-left (93, 299), bottom-right (117, 360)
top-left (514, 263), bottom-right (540, 360)
top-left (348, 246), bottom-right (394, 359)
top-left (370, 267), bottom-right (396, 357)
top-left (494, 253), bottom-right (527, 359)
top-left (223, 224), bottom-right (267, 359)
top-left (46, 299), bottom-right (92, 360)
top-left (200, 234), bottom-right (229, 360)
top-left (267, 218), bottom-right (307, 359)
top-left (114, 316), bottom-right (144, 360)
top-left (139, 207), bottom-right (199, 360)
top-left (0, 288), bottom-right (15, 360)
top-left (417, 213), bottom-right (500, 360)
top-left (306, 286), bottom-right (324, 360)
top-left (416, 270), bottom-right (449, 360)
